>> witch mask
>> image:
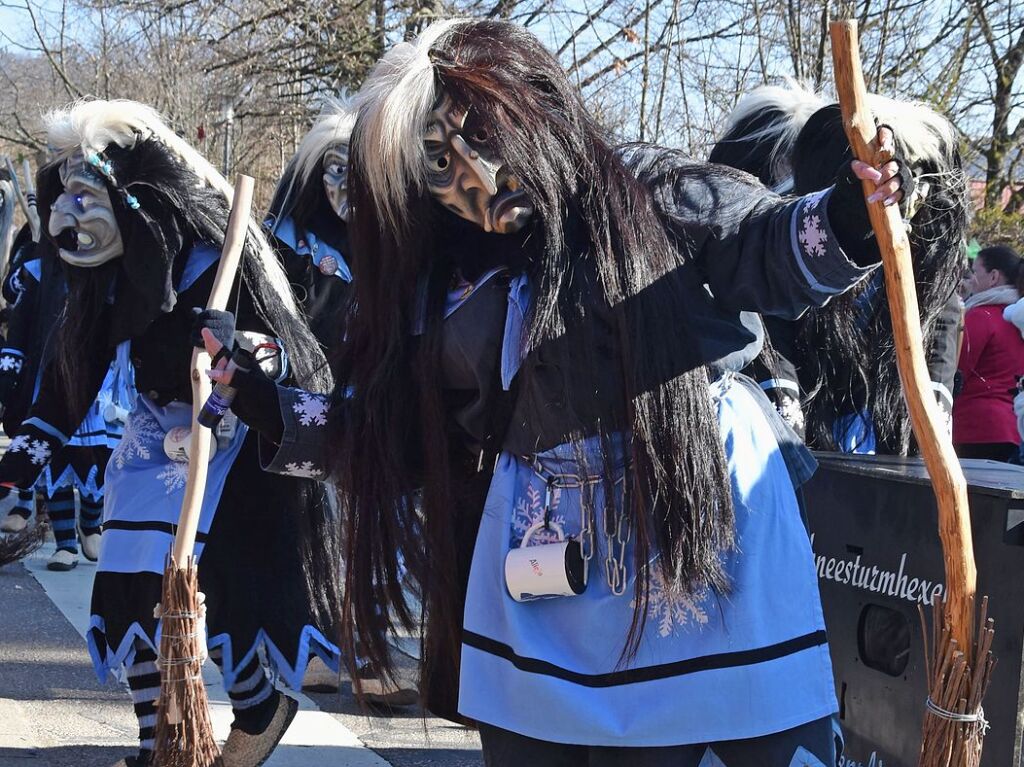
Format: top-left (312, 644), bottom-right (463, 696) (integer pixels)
top-left (423, 94), bottom-right (533, 234)
top-left (322, 144), bottom-right (350, 223)
top-left (49, 152), bottom-right (124, 267)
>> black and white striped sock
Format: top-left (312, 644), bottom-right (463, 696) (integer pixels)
top-left (125, 641), bottom-right (159, 761)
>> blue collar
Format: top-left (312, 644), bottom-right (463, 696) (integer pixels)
top-left (267, 215), bottom-right (352, 282)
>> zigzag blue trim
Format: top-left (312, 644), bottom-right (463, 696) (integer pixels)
top-left (86, 613), bottom-right (342, 691)
top-left (42, 463), bottom-right (103, 498)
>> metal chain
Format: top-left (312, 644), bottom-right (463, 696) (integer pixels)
top-left (526, 456), bottom-right (630, 595)
top-left (603, 478), bottom-right (632, 596)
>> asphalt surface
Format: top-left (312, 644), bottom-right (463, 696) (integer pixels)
top-left (0, 543), bottom-right (483, 767)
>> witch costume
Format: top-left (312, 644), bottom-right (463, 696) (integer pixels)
top-left (0, 100), bottom-right (340, 767)
top-left (709, 82), bottom-right (968, 454)
top-left (0, 230), bottom-right (133, 569)
top-left (263, 96), bottom-right (422, 705)
top-left (201, 20), bottom-right (916, 765)
top-left (265, 97), bottom-right (355, 353)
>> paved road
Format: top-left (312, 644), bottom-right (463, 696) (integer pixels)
top-left (0, 539), bottom-right (483, 767)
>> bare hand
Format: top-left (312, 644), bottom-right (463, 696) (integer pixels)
top-left (201, 328), bottom-right (235, 386)
top-left (849, 126), bottom-right (904, 207)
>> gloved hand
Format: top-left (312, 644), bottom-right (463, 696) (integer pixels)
top-left (828, 124), bottom-right (915, 266)
top-left (190, 308), bottom-right (235, 353)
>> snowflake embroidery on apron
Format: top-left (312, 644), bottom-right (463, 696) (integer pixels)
top-left (634, 566), bottom-right (710, 637)
top-left (113, 409), bottom-right (162, 468)
top-left (510, 482), bottom-right (564, 549)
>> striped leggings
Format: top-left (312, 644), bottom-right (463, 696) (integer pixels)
top-left (124, 639), bottom-right (275, 757)
top-left (48, 487), bottom-right (103, 553)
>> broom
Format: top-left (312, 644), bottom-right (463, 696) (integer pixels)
top-left (830, 21), bottom-right (995, 767)
top-left (152, 174), bottom-right (255, 767)
top-left (0, 515), bottom-right (48, 567)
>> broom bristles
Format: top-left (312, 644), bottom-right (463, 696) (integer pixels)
top-left (153, 557), bottom-right (222, 767)
top-left (0, 521), bottom-right (49, 567)
top-left (919, 596), bottom-right (995, 767)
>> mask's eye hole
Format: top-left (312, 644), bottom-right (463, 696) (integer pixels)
top-left (74, 194), bottom-right (85, 211)
top-left (437, 156), bottom-right (449, 170)
top-left (471, 128), bottom-right (488, 143)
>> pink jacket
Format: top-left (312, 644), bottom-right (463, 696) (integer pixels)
top-left (953, 304), bottom-right (1024, 445)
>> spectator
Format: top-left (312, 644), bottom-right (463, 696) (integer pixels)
top-left (953, 245), bottom-right (1024, 461)
top-left (1004, 286), bottom-right (1024, 464)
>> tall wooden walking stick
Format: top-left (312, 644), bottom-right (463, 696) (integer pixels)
top-left (3, 156), bottom-right (39, 242)
top-left (152, 174), bottom-right (255, 767)
top-left (831, 21), bottom-right (995, 767)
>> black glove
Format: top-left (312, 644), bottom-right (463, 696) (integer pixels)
top-left (828, 125), bottom-right (917, 266)
top-left (190, 308), bottom-right (236, 353)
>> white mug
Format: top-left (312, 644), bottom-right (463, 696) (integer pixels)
top-left (505, 520), bottom-right (587, 602)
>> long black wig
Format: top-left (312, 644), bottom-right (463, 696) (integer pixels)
top-left (332, 19), bottom-right (734, 705)
top-left (710, 83), bottom-right (969, 453)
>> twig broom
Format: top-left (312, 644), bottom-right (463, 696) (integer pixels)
top-left (0, 516), bottom-right (48, 567)
top-left (152, 174), bottom-right (255, 767)
top-left (830, 21), bottom-right (995, 767)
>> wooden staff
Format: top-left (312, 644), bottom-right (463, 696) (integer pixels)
top-left (20, 159), bottom-right (40, 243)
top-left (831, 21), bottom-right (993, 767)
top-left (3, 157), bottom-right (34, 240)
top-left (152, 174), bottom-right (254, 767)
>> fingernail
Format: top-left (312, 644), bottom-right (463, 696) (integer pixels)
top-left (868, 192), bottom-right (883, 203)
top-left (884, 196), bottom-right (897, 207)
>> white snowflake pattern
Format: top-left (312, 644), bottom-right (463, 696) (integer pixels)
top-left (510, 482), bottom-right (565, 548)
top-left (798, 214), bottom-right (828, 258)
top-left (112, 409), bottom-right (163, 469)
top-left (292, 392), bottom-right (329, 427)
top-left (26, 439), bottom-right (51, 466)
top-left (156, 461), bottom-right (189, 494)
top-left (0, 354), bottom-right (21, 372)
top-left (634, 568), bottom-right (710, 638)
top-left (6, 434), bottom-right (31, 453)
top-left (283, 461), bottom-right (323, 478)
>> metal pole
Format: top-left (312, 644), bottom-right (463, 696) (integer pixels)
top-left (222, 105), bottom-right (234, 177)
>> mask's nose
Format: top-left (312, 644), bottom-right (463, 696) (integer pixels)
top-left (450, 134), bottom-right (499, 196)
top-left (48, 193), bottom-right (78, 238)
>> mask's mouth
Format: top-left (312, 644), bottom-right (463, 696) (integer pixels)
top-left (55, 227), bottom-right (79, 252)
top-left (487, 172), bottom-right (533, 233)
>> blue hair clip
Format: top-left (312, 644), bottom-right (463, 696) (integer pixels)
top-left (81, 148), bottom-right (141, 214)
